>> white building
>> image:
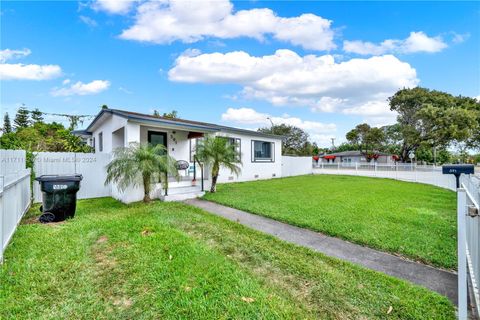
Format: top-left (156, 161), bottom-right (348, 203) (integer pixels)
top-left (76, 108), bottom-right (283, 202)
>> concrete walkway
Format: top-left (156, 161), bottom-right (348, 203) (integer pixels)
top-left (184, 199), bottom-right (457, 304)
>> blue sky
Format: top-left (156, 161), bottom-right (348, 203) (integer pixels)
top-left (1, 0), bottom-right (479, 146)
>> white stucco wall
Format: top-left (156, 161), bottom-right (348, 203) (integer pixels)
top-left (139, 126), bottom-right (191, 162)
top-left (213, 131), bottom-right (282, 184)
top-left (91, 114), bottom-right (128, 153)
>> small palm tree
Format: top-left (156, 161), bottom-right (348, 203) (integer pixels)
top-left (196, 135), bottom-right (241, 193)
top-left (105, 143), bottom-right (179, 202)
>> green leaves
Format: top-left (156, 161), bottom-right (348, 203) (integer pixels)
top-left (195, 135), bottom-right (242, 192)
top-left (105, 143), bottom-right (179, 202)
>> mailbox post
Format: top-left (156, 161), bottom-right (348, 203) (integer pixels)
top-left (442, 164), bottom-right (474, 188)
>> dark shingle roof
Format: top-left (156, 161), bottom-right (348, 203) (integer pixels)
top-left (85, 108), bottom-right (283, 139)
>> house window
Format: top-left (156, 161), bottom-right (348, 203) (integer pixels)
top-left (98, 132), bottom-right (103, 152)
top-left (148, 131), bottom-right (167, 151)
top-left (252, 140), bottom-right (274, 162)
top-left (221, 137), bottom-right (241, 162)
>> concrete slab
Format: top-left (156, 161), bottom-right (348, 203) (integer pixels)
top-left (184, 198), bottom-right (457, 304)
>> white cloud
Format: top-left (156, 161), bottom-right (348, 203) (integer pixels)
top-left (169, 49), bottom-right (418, 122)
top-left (451, 32), bottom-right (470, 44)
top-left (343, 31), bottom-right (447, 55)
top-left (51, 80), bottom-right (110, 96)
top-left (0, 63), bottom-right (62, 80)
top-left (92, 0), bottom-right (138, 14)
top-left (79, 15), bottom-right (98, 27)
top-left (221, 107), bottom-right (336, 144)
top-left (114, 0), bottom-right (335, 50)
top-left (0, 48), bottom-right (31, 63)
top-left (0, 48), bottom-right (62, 81)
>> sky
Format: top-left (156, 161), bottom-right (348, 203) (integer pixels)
top-left (1, 0), bottom-right (479, 147)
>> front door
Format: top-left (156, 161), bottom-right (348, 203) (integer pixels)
top-left (148, 131), bottom-right (168, 153)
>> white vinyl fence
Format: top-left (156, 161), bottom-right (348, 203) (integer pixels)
top-left (0, 150), bottom-right (31, 262)
top-left (33, 152), bottom-right (112, 202)
top-left (458, 175), bottom-right (480, 319)
top-left (281, 156), bottom-right (313, 177)
top-left (314, 162), bottom-right (458, 191)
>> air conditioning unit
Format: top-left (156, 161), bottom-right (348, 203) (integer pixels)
top-left (254, 174), bottom-right (259, 178)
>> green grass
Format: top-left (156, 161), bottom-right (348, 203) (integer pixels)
top-left (204, 175), bottom-right (457, 269)
top-left (0, 198), bottom-right (454, 319)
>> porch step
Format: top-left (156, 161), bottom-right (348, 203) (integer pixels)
top-left (161, 185), bottom-right (205, 202)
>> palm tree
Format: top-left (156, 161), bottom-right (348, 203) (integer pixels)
top-left (195, 135), bottom-right (241, 193)
top-left (105, 143), bottom-right (179, 202)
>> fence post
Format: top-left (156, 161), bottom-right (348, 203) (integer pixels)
top-left (337, 162), bottom-right (340, 173)
top-left (458, 188), bottom-right (467, 320)
top-left (355, 162), bottom-right (358, 175)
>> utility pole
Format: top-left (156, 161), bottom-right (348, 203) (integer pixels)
top-left (266, 117), bottom-right (274, 131)
top-left (330, 138), bottom-right (336, 150)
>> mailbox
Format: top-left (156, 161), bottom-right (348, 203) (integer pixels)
top-left (442, 164), bottom-right (474, 188)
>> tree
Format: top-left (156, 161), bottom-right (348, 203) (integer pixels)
top-left (105, 143), bottom-right (179, 202)
top-left (14, 106), bottom-right (30, 129)
top-left (346, 123), bottom-right (384, 161)
top-left (162, 110), bottom-right (178, 119)
top-left (0, 121), bottom-right (92, 152)
top-left (389, 87), bottom-right (479, 160)
top-left (30, 108), bottom-right (44, 123)
top-left (153, 110), bottom-right (161, 118)
top-left (258, 124), bottom-right (315, 156)
top-left (195, 135), bottom-right (241, 193)
top-left (3, 113), bottom-right (12, 133)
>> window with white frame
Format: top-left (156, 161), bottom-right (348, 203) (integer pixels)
top-left (252, 140), bottom-right (274, 162)
top-left (222, 137), bottom-right (241, 162)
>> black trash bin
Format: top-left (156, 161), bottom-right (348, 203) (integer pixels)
top-left (35, 174), bottom-right (83, 223)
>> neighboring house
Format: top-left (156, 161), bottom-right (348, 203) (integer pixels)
top-left (320, 150), bottom-right (395, 164)
top-left (75, 108), bottom-right (283, 202)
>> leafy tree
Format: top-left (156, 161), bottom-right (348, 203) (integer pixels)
top-left (30, 108), bottom-right (44, 123)
top-left (0, 121), bottom-right (91, 152)
top-left (389, 87), bottom-right (479, 160)
top-left (162, 110), bottom-right (178, 119)
top-left (258, 124), bottom-right (315, 156)
top-left (3, 113), bottom-right (12, 133)
top-left (195, 135), bottom-right (241, 193)
top-left (346, 123), bottom-right (385, 161)
top-left (105, 143), bottom-right (179, 202)
top-left (101, 104), bottom-right (109, 110)
top-left (153, 110), bottom-right (161, 117)
top-left (332, 143), bottom-right (357, 153)
top-left (14, 106), bottom-right (30, 129)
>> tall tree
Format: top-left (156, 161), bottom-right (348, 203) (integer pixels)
top-left (389, 87), bottom-right (479, 160)
top-left (30, 108), bottom-right (44, 123)
top-left (258, 124), bottom-right (315, 156)
top-left (346, 123), bottom-right (385, 160)
top-left (3, 113), bottom-right (12, 133)
top-left (14, 106), bottom-right (30, 129)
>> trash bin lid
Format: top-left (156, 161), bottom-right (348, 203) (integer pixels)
top-left (35, 174), bottom-right (83, 182)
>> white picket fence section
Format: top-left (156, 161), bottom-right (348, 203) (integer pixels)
top-left (313, 162), bottom-right (458, 191)
top-left (33, 152), bottom-right (112, 202)
top-left (281, 156), bottom-right (313, 177)
top-left (0, 150), bottom-right (31, 263)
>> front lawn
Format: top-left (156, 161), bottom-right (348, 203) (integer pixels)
top-left (204, 175), bottom-right (457, 269)
top-left (0, 198), bottom-right (454, 319)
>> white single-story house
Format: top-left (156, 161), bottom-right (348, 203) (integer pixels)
top-left (76, 108), bottom-right (283, 202)
top-left (319, 150), bottom-right (396, 164)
